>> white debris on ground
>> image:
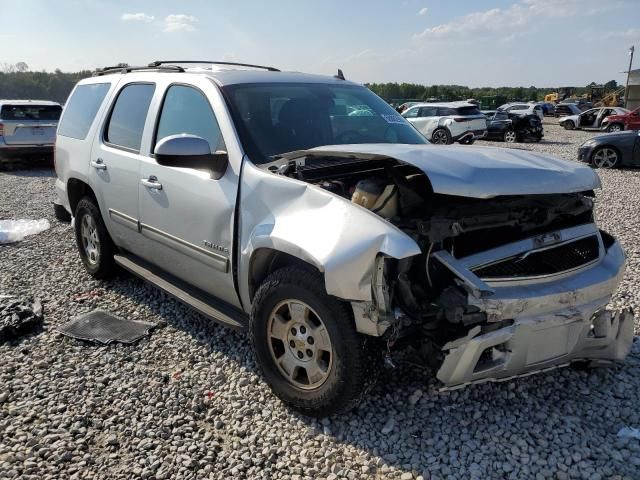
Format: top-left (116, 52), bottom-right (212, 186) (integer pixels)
top-left (0, 124), bottom-right (639, 479)
top-left (0, 219), bottom-right (50, 244)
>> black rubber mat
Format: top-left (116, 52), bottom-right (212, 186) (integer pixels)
top-left (57, 310), bottom-right (156, 344)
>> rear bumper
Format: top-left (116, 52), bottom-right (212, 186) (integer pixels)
top-left (0, 143), bottom-right (54, 158)
top-left (436, 237), bottom-right (632, 389)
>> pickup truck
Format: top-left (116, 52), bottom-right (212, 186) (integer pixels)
top-left (54, 61), bottom-right (633, 416)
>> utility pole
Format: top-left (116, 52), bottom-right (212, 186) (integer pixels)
top-left (625, 46), bottom-right (634, 109)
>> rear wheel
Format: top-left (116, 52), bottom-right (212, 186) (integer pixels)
top-left (503, 129), bottom-right (518, 143)
top-left (591, 146), bottom-right (620, 169)
top-left (431, 128), bottom-right (452, 145)
top-left (459, 137), bottom-right (475, 145)
top-left (607, 123), bottom-right (623, 133)
top-left (74, 197), bottom-right (116, 279)
top-left (563, 120), bottom-right (575, 130)
top-left (250, 267), bottom-right (380, 417)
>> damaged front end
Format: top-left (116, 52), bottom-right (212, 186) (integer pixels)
top-left (274, 147), bottom-right (633, 389)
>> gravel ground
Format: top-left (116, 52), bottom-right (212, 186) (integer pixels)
top-left (1, 123), bottom-right (640, 480)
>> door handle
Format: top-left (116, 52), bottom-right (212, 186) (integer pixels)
top-left (141, 176), bottom-right (163, 190)
top-left (91, 158), bottom-right (107, 170)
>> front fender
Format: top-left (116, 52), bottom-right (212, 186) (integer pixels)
top-left (238, 160), bottom-right (421, 310)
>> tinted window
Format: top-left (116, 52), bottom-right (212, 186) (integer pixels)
top-left (495, 112), bottom-right (509, 120)
top-left (0, 104), bottom-right (62, 121)
top-left (455, 106), bottom-right (482, 116)
top-left (155, 85), bottom-right (225, 153)
top-left (437, 107), bottom-right (456, 116)
top-left (418, 107), bottom-right (437, 117)
top-left (402, 107), bottom-right (419, 118)
top-left (224, 83), bottom-right (427, 163)
top-left (105, 83), bottom-right (155, 151)
top-left (57, 83), bottom-right (110, 140)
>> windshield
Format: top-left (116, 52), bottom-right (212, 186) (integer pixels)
top-left (222, 83), bottom-right (427, 164)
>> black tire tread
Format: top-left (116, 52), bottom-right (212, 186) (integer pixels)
top-left (250, 266), bottom-right (380, 417)
top-left (74, 197), bottom-right (116, 279)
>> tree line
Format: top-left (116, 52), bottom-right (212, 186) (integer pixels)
top-left (367, 80), bottom-right (620, 104)
top-left (0, 62), bottom-right (620, 105)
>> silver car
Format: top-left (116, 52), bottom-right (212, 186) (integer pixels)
top-left (0, 100), bottom-right (62, 165)
top-left (54, 62), bottom-right (633, 416)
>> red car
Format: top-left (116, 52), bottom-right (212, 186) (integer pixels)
top-left (601, 106), bottom-right (640, 132)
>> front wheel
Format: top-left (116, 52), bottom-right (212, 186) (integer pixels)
top-left (431, 128), bottom-right (452, 145)
top-left (250, 267), bottom-right (380, 417)
top-left (503, 129), bottom-right (518, 143)
top-left (591, 146), bottom-right (620, 169)
top-left (74, 197), bottom-right (116, 279)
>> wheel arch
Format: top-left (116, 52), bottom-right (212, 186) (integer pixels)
top-left (67, 177), bottom-right (97, 214)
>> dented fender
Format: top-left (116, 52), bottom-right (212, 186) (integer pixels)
top-left (237, 160), bottom-right (421, 311)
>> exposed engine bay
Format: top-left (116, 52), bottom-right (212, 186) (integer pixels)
top-left (268, 153), bottom-right (616, 377)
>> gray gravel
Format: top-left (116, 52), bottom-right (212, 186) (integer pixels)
top-left (1, 125), bottom-right (640, 479)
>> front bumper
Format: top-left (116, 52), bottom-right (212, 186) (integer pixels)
top-left (436, 237), bottom-right (633, 389)
top-left (578, 145), bottom-right (594, 164)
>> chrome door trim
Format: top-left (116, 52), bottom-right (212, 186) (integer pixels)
top-left (108, 208), bottom-right (138, 231)
top-left (140, 223), bottom-right (229, 273)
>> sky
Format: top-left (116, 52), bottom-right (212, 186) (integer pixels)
top-left (1, 0), bottom-right (639, 87)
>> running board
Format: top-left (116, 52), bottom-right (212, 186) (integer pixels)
top-left (113, 253), bottom-right (247, 330)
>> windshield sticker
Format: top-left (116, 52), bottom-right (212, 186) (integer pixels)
top-left (380, 113), bottom-right (406, 124)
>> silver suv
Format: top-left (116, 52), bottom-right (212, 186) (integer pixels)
top-left (54, 61), bottom-right (633, 416)
top-left (0, 100), bottom-right (62, 165)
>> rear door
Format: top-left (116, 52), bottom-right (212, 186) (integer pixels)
top-left (90, 82), bottom-right (156, 253)
top-left (137, 78), bottom-right (240, 307)
top-left (627, 108), bottom-right (640, 130)
top-left (0, 103), bottom-right (61, 145)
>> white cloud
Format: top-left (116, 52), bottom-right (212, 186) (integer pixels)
top-left (413, 0), bottom-right (622, 41)
top-left (163, 14), bottom-right (198, 33)
top-left (121, 13), bottom-right (154, 23)
top-left (418, 7), bottom-right (428, 16)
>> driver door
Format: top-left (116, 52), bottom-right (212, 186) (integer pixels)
top-left (137, 79), bottom-right (241, 307)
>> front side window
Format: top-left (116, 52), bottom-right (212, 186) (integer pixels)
top-left (105, 83), bottom-right (155, 152)
top-left (57, 83), bottom-right (111, 140)
top-left (402, 107), bottom-right (419, 118)
top-left (223, 83), bottom-right (427, 164)
top-left (155, 85), bottom-right (225, 152)
top-left (418, 107), bottom-right (437, 117)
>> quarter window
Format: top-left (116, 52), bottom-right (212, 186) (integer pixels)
top-left (105, 83), bottom-right (155, 152)
top-left (155, 85), bottom-right (225, 153)
top-left (58, 83), bottom-right (111, 140)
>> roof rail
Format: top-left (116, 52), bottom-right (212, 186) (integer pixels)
top-left (148, 60), bottom-right (280, 72)
top-left (93, 64), bottom-right (185, 76)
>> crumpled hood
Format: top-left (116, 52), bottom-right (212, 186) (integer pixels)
top-left (284, 143), bottom-right (601, 199)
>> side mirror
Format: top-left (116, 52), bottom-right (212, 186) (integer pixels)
top-left (154, 134), bottom-right (228, 180)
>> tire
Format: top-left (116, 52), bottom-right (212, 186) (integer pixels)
top-left (607, 123), bottom-right (624, 133)
top-left (591, 146), bottom-right (620, 169)
top-left (74, 197), bottom-right (116, 279)
top-left (459, 137), bottom-right (475, 145)
top-left (431, 128), bottom-right (452, 145)
top-left (250, 267), bottom-right (380, 417)
top-left (562, 120), bottom-right (575, 130)
top-left (53, 203), bottom-right (71, 223)
top-left (503, 129), bottom-right (518, 143)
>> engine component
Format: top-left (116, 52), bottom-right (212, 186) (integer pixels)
top-left (351, 177), bottom-right (399, 218)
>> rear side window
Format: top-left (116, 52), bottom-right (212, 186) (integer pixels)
top-left (437, 107), bottom-right (456, 116)
top-left (455, 106), bottom-right (481, 116)
top-left (0, 104), bottom-right (62, 121)
top-left (58, 83), bottom-right (110, 140)
top-left (155, 85), bottom-right (225, 153)
top-left (105, 83), bottom-right (155, 152)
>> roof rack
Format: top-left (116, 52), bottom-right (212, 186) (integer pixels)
top-left (148, 60), bottom-right (280, 72)
top-left (93, 64), bottom-right (185, 76)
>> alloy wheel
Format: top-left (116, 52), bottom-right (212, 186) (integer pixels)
top-left (80, 214), bottom-right (100, 265)
top-left (592, 148), bottom-right (619, 168)
top-left (432, 130), bottom-right (449, 144)
top-left (504, 130), bottom-right (517, 143)
top-left (267, 299), bottom-right (333, 390)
